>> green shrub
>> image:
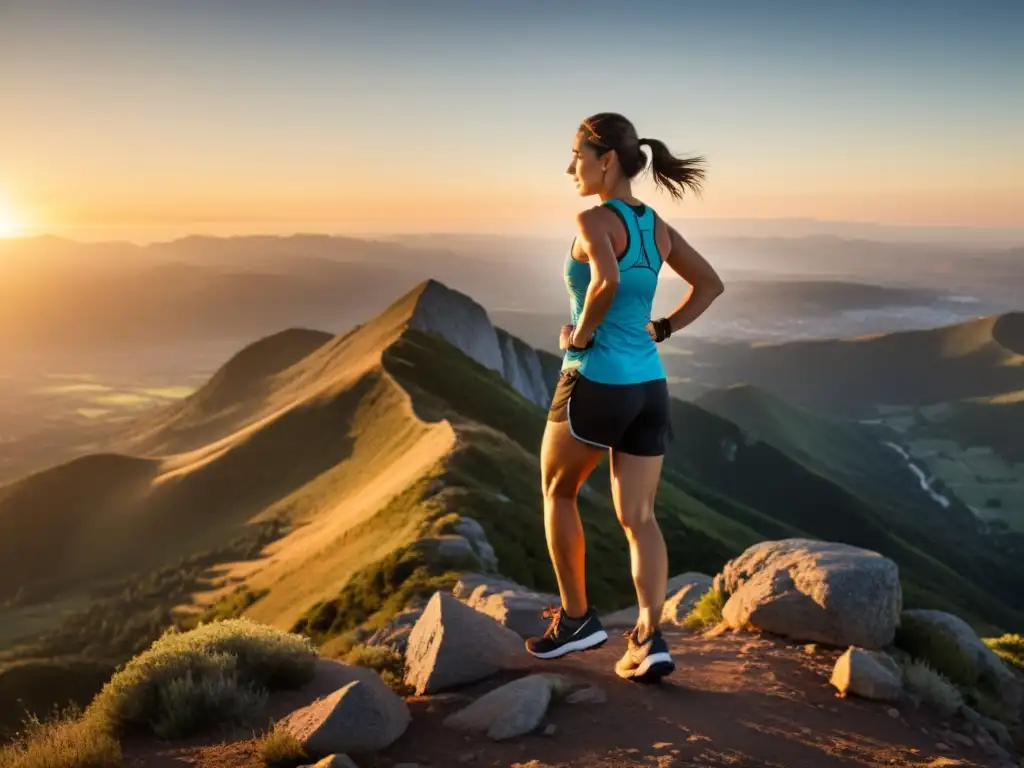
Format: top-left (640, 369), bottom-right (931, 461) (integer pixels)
top-left (984, 633), bottom-right (1024, 671)
top-left (254, 728), bottom-right (307, 767)
top-left (293, 545), bottom-right (461, 642)
top-left (903, 659), bottom-right (962, 717)
top-left (894, 613), bottom-right (979, 691)
top-left (0, 707), bottom-right (120, 768)
top-left (683, 587), bottom-right (726, 631)
top-left (85, 618), bottom-right (316, 740)
top-left (342, 644), bottom-right (412, 696)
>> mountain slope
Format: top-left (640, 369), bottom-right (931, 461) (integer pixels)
top-left (694, 384), bottom-right (968, 521)
top-left (669, 311), bottom-right (1024, 416)
top-left (686, 384), bottom-right (1024, 627)
top-left (3, 279), bottom-right (1024, 740)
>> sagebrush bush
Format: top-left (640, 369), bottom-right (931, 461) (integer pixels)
top-left (903, 659), bottom-right (963, 717)
top-left (0, 707), bottom-right (120, 768)
top-left (85, 618), bottom-right (316, 739)
top-left (683, 587), bottom-right (725, 631)
top-left (254, 727), bottom-right (307, 767)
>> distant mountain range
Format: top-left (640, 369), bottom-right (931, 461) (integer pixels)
top-left (667, 311), bottom-right (1024, 414)
top-left (1, 233), bottom-right (1019, 368)
top-left (2, 279), bottom-right (1023, 737)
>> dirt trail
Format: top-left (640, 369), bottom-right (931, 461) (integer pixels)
top-left (124, 629), bottom-right (1005, 768)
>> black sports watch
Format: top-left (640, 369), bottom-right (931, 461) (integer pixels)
top-left (568, 330), bottom-right (594, 352)
top-left (651, 317), bottom-right (673, 343)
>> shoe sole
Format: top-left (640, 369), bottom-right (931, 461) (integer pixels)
top-left (526, 629), bottom-right (609, 659)
top-left (616, 651), bottom-right (675, 684)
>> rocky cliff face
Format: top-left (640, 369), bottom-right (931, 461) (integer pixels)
top-left (407, 280), bottom-right (562, 408)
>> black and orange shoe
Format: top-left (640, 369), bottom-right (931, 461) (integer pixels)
top-left (525, 605), bottom-right (609, 659)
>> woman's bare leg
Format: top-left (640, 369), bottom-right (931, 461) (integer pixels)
top-left (539, 417), bottom-right (606, 617)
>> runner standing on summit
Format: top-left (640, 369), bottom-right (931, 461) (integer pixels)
top-left (525, 113), bottom-right (725, 683)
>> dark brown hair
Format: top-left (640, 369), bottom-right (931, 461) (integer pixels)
top-left (579, 112), bottom-right (705, 201)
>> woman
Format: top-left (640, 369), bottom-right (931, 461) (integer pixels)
top-left (525, 112), bottom-right (724, 684)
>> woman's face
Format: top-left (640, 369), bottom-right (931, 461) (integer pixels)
top-left (567, 132), bottom-right (609, 197)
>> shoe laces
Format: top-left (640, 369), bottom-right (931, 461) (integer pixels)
top-left (541, 605), bottom-right (563, 637)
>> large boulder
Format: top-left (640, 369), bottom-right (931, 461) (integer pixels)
top-left (404, 591), bottom-right (529, 695)
top-left (452, 574), bottom-right (560, 638)
top-left (899, 609), bottom-right (1022, 712)
top-left (718, 539), bottom-right (901, 649)
top-left (830, 647), bottom-right (903, 702)
top-left (277, 676), bottom-right (410, 757)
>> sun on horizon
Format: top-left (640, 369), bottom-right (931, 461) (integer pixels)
top-left (0, 193), bottom-right (28, 238)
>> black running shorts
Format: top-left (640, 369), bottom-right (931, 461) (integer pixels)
top-left (547, 368), bottom-right (672, 456)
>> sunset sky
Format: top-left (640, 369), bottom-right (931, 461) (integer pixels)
top-left (2, 0), bottom-right (1022, 241)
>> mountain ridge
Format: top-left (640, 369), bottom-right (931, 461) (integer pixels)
top-left (3, 278), bottom-right (1024, 741)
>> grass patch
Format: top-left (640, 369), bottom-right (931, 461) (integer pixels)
top-left (342, 644), bottom-right (413, 696)
top-left (894, 612), bottom-right (980, 691)
top-left (292, 544), bottom-right (463, 644)
top-left (0, 657), bottom-right (115, 742)
top-left (85, 618), bottom-right (316, 740)
top-left (254, 728), bottom-right (307, 768)
top-left (0, 706), bottom-right (121, 768)
top-left (903, 659), bottom-right (963, 717)
top-left (985, 633), bottom-right (1024, 671)
top-left (683, 587), bottom-right (726, 631)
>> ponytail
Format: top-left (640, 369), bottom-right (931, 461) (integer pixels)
top-left (638, 138), bottom-right (706, 201)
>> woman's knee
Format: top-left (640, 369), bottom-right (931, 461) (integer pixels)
top-left (542, 468), bottom-right (578, 501)
top-left (616, 502), bottom-right (655, 533)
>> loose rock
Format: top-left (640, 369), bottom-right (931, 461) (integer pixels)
top-left (444, 674), bottom-right (559, 741)
top-left (830, 647), bottom-right (903, 702)
top-left (278, 677), bottom-right (410, 757)
top-left (566, 685), bottom-right (607, 705)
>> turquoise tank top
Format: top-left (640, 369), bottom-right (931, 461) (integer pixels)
top-left (561, 198), bottom-right (666, 385)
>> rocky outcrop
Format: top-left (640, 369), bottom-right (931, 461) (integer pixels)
top-left (452, 517), bottom-right (498, 573)
top-left (277, 667), bottom-right (410, 757)
top-left (404, 591), bottom-right (529, 694)
top-left (831, 647), bottom-right (903, 702)
top-left (405, 280), bottom-right (560, 408)
top-left (365, 605), bottom-right (425, 655)
top-left (899, 609), bottom-right (1022, 712)
top-left (718, 539), bottom-right (902, 649)
top-left (495, 327), bottom-right (563, 408)
top-left (452, 573), bottom-right (560, 638)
